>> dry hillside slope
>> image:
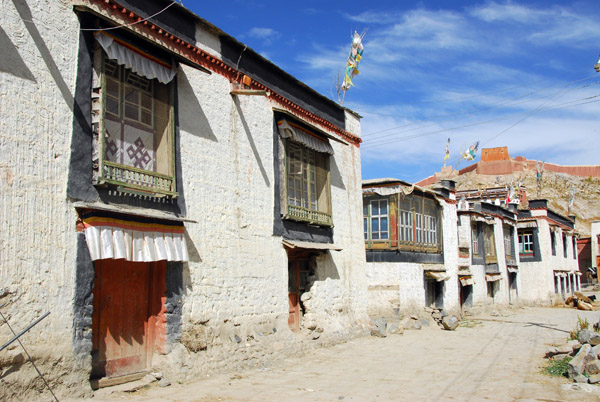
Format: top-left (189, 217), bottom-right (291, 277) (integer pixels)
top-left (446, 169), bottom-right (600, 236)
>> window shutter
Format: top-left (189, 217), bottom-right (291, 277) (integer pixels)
top-left (315, 153), bottom-right (330, 214)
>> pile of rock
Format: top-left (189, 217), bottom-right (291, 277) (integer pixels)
top-left (547, 329), bottom-right (600, 384)
top-left (427, 307), bottom-right (459, 331)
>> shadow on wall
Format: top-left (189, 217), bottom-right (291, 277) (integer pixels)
top-left (184, 229), bottom-right (202, 264)
top-left (330, 156), bottom-right (346, 190)
top-left (177, 68), bottom-right (217, 142)
top-left (12, 0), bottom-right (74, 110)
top-left (0, 25), bottom-right (36, 81)
top-left (315, 251), bottom-right (340, 281)
top-left (233, 96), bottom-right (270, 187)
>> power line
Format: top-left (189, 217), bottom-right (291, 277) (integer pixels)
top-left (80, 2), bottom-right (176, 32)
top-left (361, 96), bottom-right (600, 150)
top-left (362, 74), bottom-right (600, 137)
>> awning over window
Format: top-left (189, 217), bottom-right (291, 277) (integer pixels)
top-left (459, 276), bottom-right (475, 286)
top-left (425, 271), bottom-right (450, 282)
top-left (517, 220), bottom-right (537, 229)
top-left (277, 119), bottom-right (334, 155)
top-left (507, 266), bottom-right (518, 273)
top-left (96, 32), bottom-right (176, 84)
top-left (485, 274), bottom-right (502, 282)
top-left (282, 239), bottom-right (342, 251)
top-left (554, 272), bottom-right (567, 278)
top-left (80, 211), bottom-right (189, 262)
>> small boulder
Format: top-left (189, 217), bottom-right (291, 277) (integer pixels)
top-left (545, 347), bottom-right (559, 358)
top-left (585, 359), bottom-right (600, 375)
top-left (589, 332), bottom-right (600, 346)
top-left (569, 344), bottom-right (595, 378)
top-left (579, 329), bottom-right (593, 344)
top-left (589, 374), bottom-right (600, 384)
top-left (573, 374), bottom-right (589, 383)
top-left (370, 317), bottom-right (387, 338)
top-left (387, 322), bottom-right (404, 335)
top-left (158, 377), bottom-right (171, 387)
top-left (556, 344), bottom-right (573, 354)
top-left (442, 315), bottom-right (459, 331)
top-left (590, 344), bottom-right (600, 359)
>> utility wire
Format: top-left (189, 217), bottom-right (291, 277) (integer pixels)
top-left (362, 74), bottom-right (600, 137)
top-left (361, 96), bottom-right (600, 150)
top-left (361, 78), bottom-right (600, 147)
top-left (80, 2), bottom-right (176, 31)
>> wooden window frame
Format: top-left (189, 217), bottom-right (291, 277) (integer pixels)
top-left (518, 230), bottom-right (534, 257)
top-left (483, 223), bottom-right (497, 264)
top-left (92, 49), bottom-right (177, 198)
top-left (284, 139), bottom-right (332, 227)
top-left (503, 224), bottom-right (516, 263)
top-left (397, 193), bottom-right (442, 253)
top-left (364, 198), bottom-right (389, 242)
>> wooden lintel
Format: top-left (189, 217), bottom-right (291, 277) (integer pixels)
top-left (230, 89), bottom-right (269, 96)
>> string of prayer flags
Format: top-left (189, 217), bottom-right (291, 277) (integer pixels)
top-left (462, 141), bottom-right (480, 161)
top-left (341, 31), bottom-right (365, 92)
top-left (443, 138), bottom-right (450, 166)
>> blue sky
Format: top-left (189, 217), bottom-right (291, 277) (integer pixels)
top-left (185, 0), bottom-right (600, 183)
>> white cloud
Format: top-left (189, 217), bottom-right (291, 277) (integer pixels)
top-left (241, 27), bottom-right (281, 46)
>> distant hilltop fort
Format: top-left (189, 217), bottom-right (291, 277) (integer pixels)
top-left (416, 146), bottom-right (600, 187)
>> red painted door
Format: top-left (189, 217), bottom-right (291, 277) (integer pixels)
top-left (288, 260), bottom-right (300, 332)
top-left (92, 259), bottom-right (151, 378)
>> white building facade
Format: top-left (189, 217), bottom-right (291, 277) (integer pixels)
top-left (0, 0), bottom-right (367, 398)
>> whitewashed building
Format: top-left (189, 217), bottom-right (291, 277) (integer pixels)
top-left (362, 179), bottom-right (460, 316)
top-left (0, 0), bottom-right (367, 397)
top-left (456, 201), bottom-right (520, 309)
top-left (516, 200), bottom-right (580, 302)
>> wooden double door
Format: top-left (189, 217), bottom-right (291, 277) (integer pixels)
top-left (91, 259), bottom-right (165, 379)
top-left (287, 252), bottom-right (312, 332)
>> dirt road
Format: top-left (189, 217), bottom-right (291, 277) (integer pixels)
top-left (84, 307), bottom-right (600, 402)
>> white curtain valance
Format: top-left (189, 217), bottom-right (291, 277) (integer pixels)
top-left (81, 212), bottom-right (189, 262)
top-left (517, 220), bottom-right (538, 229)
top-left (96, 32), bottom-right (176, 84)
top-left (362, 183), bottom-right (416, 197)
top-left (277, 119), bottom-right (334, 155)
top-left (485, 274), bottom-right (502, 282)
top-left (507, 267), bottom-right (518, 273)
top-left (459, 276), bottom-right (475, 286)
top-left (425, 271), bottom-right (450, 282)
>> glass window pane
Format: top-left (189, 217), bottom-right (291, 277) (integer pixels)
top-left (106, 78), bottom-right (119, 97)
top-left (141, 93), bottom-right (152, 109)
top-left (372, 233), bottom-right (379, 240)
top-left (372, 202), bottom-right (379, 215)
top-left (363, 204), bottom-right (368, 216)
top-left (381, 232), bottom-right (388, 240)
top-left (381, 217), bottom-right (388, 232)
top-left (106, 97), bottom-right (119, 115)
top-left (124, 104), bottom-right (138, 120)
top-left (141, 110), bottom-right (152, 126)
top-left (372, 218), bottom-right (379, 233)
top-left (125, 87), bottom-right (139, 104)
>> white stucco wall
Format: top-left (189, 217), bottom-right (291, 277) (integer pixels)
top-left (0, 0), bottom-right (368, 395)
top-left (0, 0), bottom-right (81, 356)
top-left (365, 197), bottom-right (461, 317)
top-left (518, 216), bottom-right (579, 304)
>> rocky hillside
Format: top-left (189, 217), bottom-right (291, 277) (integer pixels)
top-left (450, 169), bottom-right (600, 236)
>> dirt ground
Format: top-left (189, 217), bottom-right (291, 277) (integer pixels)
top-left (65, 303), bottom-right (600, 402)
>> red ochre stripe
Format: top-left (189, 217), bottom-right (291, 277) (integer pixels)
top-left (82, 217), bottom-right (184, 234)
